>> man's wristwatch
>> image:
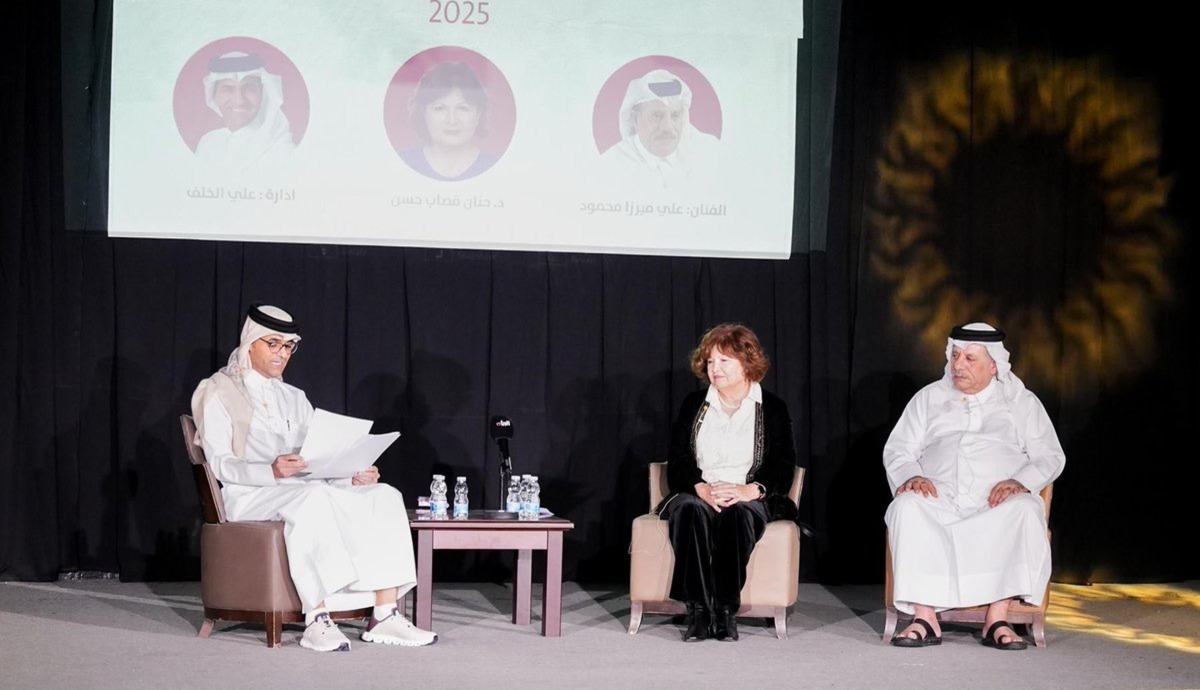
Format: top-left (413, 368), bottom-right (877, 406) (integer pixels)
top-left (753, 482), bottom-right (767, 500)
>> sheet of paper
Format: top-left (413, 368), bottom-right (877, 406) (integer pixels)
top-left (297, 409), bottom-right (398, 479)
top-left (299, 409), bottom-right (372, 460)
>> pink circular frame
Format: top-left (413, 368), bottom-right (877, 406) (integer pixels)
top-left (173, 36), bottom-right (310, 153)
top-left (382, 46), bottom-right (516, 168)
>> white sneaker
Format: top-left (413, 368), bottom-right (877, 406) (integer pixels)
top-left (361, 608), bottom-right (438, 647)
top-left (299, 612), bottom-right (352, 652)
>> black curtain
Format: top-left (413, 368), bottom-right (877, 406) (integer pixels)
top-left (4, 0), bottom-right (1198, 587)
top-left (827, 0), bottom-right (1199, 583)
top-left (1, 0), bottom-right (845, 583)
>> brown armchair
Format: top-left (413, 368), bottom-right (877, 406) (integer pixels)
top-left (179, 415), bottom-right (369, 647)
top-left (881, 483), bottom-right (1054, 647)
top-left (628, 462), bottom-right (805, 639)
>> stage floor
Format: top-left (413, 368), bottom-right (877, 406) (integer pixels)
top-left (1, 580), bottom-right (1197, 689)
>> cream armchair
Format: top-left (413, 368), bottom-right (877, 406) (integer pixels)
top-left (628, 462), bottom-right (805, 639)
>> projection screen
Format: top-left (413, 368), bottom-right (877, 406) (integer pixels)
top-left (109, 0), bottom-right (804, 258)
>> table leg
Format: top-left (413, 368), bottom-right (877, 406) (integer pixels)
top-left (513, 548), bottom-right (532, 626)
top-left (541, 531), bottom-right (563, 637)
top-left (416, 530), bottom-right (434, 630)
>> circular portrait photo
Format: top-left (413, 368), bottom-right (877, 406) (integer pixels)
top-left (173, 37), bottom-right (309, 172)
top-left (383, 46), bottom-right (516, 182)
top-left (593, 56), bottom-right (722, 189)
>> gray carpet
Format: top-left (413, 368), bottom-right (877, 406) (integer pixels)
top-left (1, 580), bottom-right (1197, 689)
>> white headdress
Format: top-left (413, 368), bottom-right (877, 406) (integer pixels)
top-left (617, 69), bottom-right (693, 139)
top-left (219, 303), bottom-right (301, 388)
top-left (943, 322), bottom-right (1027, 400)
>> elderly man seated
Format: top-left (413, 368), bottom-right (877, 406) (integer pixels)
top-left (883, 322), bottom-right (1065, 650)
top-left (191, 303), bottom-right (436, 652)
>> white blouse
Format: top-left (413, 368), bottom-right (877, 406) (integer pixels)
top-left (695, 382), bottom-right (763, 484)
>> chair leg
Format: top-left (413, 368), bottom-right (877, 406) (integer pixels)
top-left (265, 611), bottom-right (283, 648)
top-left (882, 606), bottom-right (899, 644)
top-left (628, 601), bottom-right (643, 635)
top-left (773, 607), bottom-right (788, 640)
top-left (1031, 614), bottom-right (1047, 648)
top-left (198, 618), bottom-right (215, 639)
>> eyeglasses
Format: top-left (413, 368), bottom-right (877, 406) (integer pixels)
top-left (258, 337), bottom-right (299, 355)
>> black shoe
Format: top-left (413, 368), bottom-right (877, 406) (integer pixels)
top-left (713, 606), bottom-right (739, 641)
top-left (682, 602), bottom-right (711, 642)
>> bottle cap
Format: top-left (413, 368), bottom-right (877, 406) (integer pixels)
top-left (530, 475), bottom-right (538, 481)
top-left (457, 476), bottom-right (466, 481)
top-left (432, 474), bottom-right (444, 479)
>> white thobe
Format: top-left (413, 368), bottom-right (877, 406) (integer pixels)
top-left (883, 377), bottom-right (1065, 614)
top-left (195, 122), bottom-right (294, 174)
top-left (600, 126), bottom-right (720, 190)
top-left (196, 370), bottom-right (416, 611)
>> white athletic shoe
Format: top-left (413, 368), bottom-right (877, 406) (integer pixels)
top-left (299, 612), bottom-right (352, 652)
top-left (360, 608), bottom-right (438, 647)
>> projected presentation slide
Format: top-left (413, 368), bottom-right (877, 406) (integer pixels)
top-left (109, 0), bottom-right (803, 258)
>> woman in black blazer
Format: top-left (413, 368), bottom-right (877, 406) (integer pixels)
top-left (659, 323), bottom-right (798, 642)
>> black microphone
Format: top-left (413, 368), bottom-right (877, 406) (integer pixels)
top-left (490, 416), bottom-right (515, 511)
top-left (490, 415), bottom-right (513, 460)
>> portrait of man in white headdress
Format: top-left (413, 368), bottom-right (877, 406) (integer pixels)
top-left (600, 68), bottom-right (720, 189)
top-left (194, 51), bottom-right (296, 171)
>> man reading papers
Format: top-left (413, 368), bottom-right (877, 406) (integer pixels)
top-left (191, 304), bottom-right (436, 652)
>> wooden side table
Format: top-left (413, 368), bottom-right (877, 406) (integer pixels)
top-left (407, 509), bottom-right (575, 636)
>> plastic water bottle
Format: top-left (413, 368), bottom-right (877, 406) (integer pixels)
top-left (453, 476), bottom-right (469, 519)
top-left (522, 475), bottom-right (541, 520)
top-left (505, 475), bottom-right (521, 513)
top-left (519, 474), bottom-right (532, 517)
top-left (528, 475), bottom-right (541, 518)
top-left (430, 474), bottom-right (448, 518)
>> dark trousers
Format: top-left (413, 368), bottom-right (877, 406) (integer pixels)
top-left (659, 493), bottom-right (769, 608)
